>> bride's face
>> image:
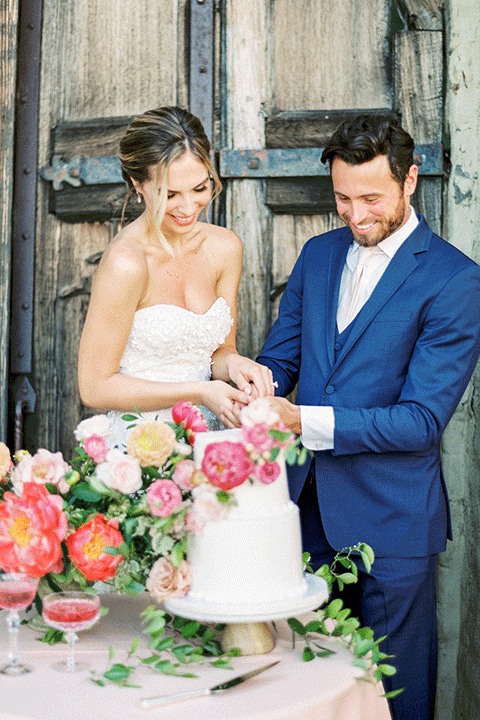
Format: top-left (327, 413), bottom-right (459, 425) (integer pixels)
top-left (140, 151), bottom-right (212, 237)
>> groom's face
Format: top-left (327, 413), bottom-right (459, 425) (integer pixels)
top-left (331, 154), bottom-right (418, 247)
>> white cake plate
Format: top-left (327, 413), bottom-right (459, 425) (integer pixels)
top-left (164, 573), bottom-right (328, 655)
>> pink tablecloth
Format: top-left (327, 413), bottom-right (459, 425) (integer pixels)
top-left (0, 593), bottom-right (392, 720)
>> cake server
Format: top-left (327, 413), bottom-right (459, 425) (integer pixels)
top-left (140, 659), bottom-right (280, 708)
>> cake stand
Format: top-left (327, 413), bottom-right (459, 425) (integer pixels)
top-left (165, 573), bottom-right (328, 655)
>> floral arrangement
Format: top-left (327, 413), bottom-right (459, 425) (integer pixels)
top-left (0, 399), bottom-right (304, 603)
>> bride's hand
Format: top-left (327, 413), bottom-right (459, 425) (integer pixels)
top-left (225, 355), bottom-right (274, 398)
top-left (202, 380), bottom-right (251, 424)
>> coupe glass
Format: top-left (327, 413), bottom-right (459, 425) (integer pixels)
top-left (42, 591), bottom-right (100, 672)
top-left (0, 573), bottom-right (39, 675)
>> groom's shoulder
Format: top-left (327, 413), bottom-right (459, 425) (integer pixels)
top-left (301, 226), bottom-right (350, 256)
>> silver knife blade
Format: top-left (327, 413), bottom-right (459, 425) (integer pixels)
top-left (140, 660), bottom-right (280, 709)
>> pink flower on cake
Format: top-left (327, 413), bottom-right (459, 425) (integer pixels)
top-left (96, 448), bottom-right (142, 494)
top-left (74, 414), bottom-right (112, 443)
top-left (241, 423), bottom-right (276, 456)
top-left (172, 402), bottom-right (209, 443)
top-left (191, 484), bottom-right (229, 523)
top-left (11, 448), bottom-right (71, 495)
top-left (66, 513), bottom-right (124, 581)
top-left (127, 421), bottom-right (176, 467)
top-left (0, 482), bottom-right (67, 577)
top-left (0, 442), bottom-right (12, 482)
top-left (146, 556), bottom-right (191, 602)
top-left (146, 479), bottom-right (183, 518)
top-left (172, 459), bottom-right (196, 490)
top-left (185, 510), bottom-right (205, 535)
top-left (252, 460), bottom-right (281, 485)
top-left (240, 397), bottom-right (280, 428)
top-left (83, 434), bottom-right (109, 463)
top-left (201, 441), bottom-right (254, 491)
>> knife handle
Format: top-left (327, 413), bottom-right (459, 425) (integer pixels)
top-left (140, 687), bottom-right (211, 708)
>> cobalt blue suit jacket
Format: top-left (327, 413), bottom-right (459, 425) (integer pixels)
top-left (257, 215), bottom-right (480, 557)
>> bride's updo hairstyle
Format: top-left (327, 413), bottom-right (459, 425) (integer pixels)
top-left (119, 106), bottom-right (222, 254)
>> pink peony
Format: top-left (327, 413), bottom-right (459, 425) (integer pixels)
top-left (201, 441), bottom-right (253, 491)
top-left (147, 479), bottom-right (183, 518)
top-left (191, 484), bottom-right (228, 522)
top-left (241, 423), bottom-right (275, 455)
top-left (185, 511), bottom-right (205, 535)
top-left (146, 556), bottom-right (191, 602)
top-left (172, 402), bottom-right (209, 443)
top-left (11, 448), bottom-right (71, 495)
top-left (252, 461), bottom-right (281, 485)
top-left (74, 415), bottom-right (112, 443)
top-left (83, 434), bottom-right (109, 463)
top-left (172, 459), bottom-right (196, 491)
top-left (0, 482), bottom-right (67, 577)
top-left (95, 449), bottom-right (142, 494)
top-left (66, 513), bottom-right (124, 581)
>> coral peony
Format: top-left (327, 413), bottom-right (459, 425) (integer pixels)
top-left (146, 556), bottom-right (190, 602)
top-left (201, 441), bottom-right (253, 491)
top-left (0, 482), bottom-right (67, 577)
top-left (96, 449), bottom-right (142, 494)
top-left (252, 461), bottom-right (281, 485)
top-left (127, 421), bottom-right (175, 468)
top-left (66, 514), bottom-right (124, 581)
top-left (147, 479), bottom-right (183, 518)
top-left (0, 442), bottom-right (12, 482)
top-left (172, 402), bottom-right (208, 443)
top-left (83, 434), bottom-right (109, 463)
top-left (11, 448), bottom-right (71, 495)
top-left (74, 414), bottom-right (112, 442)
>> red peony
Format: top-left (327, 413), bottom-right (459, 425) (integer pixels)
top-left (0, 482), bottom-right (67, 577)
top-left (201, 441), bottom-right (254, 491)
top-left (66, 513), bottom-right (124, 581)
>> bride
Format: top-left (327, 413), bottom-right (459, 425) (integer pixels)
top-left (77, 106), bottom-right (273, 445)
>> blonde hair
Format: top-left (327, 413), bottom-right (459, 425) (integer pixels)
top-left (119, 107), bottom-right (222, 254)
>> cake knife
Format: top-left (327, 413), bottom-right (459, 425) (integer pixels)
top-left (140, 659), bottom-right (280, 708)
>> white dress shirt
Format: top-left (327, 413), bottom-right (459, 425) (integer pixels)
top-left (300, 207), bottom-right (419, 451)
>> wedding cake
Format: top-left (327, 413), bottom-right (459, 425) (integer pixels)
top-left (186, 429), bottom-right (308, 614)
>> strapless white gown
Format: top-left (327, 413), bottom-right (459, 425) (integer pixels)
top-left (108, 297), bottom-right (233, 447)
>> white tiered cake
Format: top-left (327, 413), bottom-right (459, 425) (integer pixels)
top-left (186, 429), bottom-right (309, 615)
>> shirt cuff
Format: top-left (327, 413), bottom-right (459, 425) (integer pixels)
top-left (300, 405), bottom-right (335, 451)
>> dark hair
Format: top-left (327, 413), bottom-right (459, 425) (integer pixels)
top-left (119, 107), bottom-right (221, 251)
top-left (321, 114), bottom-right (415, 187)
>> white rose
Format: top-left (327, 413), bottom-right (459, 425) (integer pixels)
top-left (74, 414), bottom-right (113, 442)
top-left (240, 397), bottom-right (279, 428)
top-left (95, 448), bottom-right (142, 494)
top-left (192, 484), bottom-right (228, 522)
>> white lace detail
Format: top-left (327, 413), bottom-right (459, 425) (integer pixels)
top-left (108, 297), bottom-right (233, 446)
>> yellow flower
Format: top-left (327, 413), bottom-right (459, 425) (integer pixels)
top-left (127, 421), bottom-right (176, 468)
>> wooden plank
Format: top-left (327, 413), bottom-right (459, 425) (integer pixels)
top-left (49, 184), bottom-right (141, 224)
top-left (394, 30), bottom-right (443, 234)
top-left (266, 177), bottom-right (336, 214)
top-left (0, 0), bottom-right (18, 440)
top-left (225, 0), bottom-right (272, 357)
top-left (395, 0), bottom-right (443, 30)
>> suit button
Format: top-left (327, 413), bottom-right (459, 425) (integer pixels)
top-left (325, 385), bottom-right (335, 394)
top-left (334, 342), bottom-right (342, 351)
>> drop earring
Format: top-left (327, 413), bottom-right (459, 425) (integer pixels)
top-left (136, 192), bottom-right (142, 204)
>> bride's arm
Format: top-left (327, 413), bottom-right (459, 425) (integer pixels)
top-left (209, 230), bottom-right (274, 397)
top-left (77, 240), bottom-right (250, 416)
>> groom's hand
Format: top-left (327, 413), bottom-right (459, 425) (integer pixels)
top-left (226, 355), bottom-right (275, 399)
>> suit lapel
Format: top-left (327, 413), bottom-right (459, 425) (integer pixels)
top-left (325, 231), bottom-right (351, 368)
top-left (332, 216), bottom-right (431, 369)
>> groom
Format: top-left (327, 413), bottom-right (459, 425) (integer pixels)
top-left (253, 114), bottom-right (480, 720)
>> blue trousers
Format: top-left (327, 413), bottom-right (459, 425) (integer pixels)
top-left (298, 474), bottom-right (437, 720)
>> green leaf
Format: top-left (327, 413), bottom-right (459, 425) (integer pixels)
top-left (304, 620), bottom-right (322, 633)
top-left (287, 617), bottom-right (306, 636)
top-left (70, 483), bottom-right (104, 503)
top-left (335, 571), bottom-right (358, 585)
top-left (103, 664), bottom-right (133, 681)
top-left (303, 647), bottom-right (315, 662)
top-left (181, 621), bottom-right (200, 638)
top-left (376, 663), bottom-right (397, 676)
top-left (326, 598), bottom-right (343, 618)
top-left (154, 660), bottom-right (180, 675)
top-left (384, 688), bottom-right (404, 699)
top-left (153, 636), bottom-right (174, 652)
top-left (144, 615), bottom-right (167, 635)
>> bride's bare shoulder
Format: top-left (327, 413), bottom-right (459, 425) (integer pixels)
top-left (202, 223), bottom-right (242, 260)
top-left (99, 219), bottom-right (148, 278)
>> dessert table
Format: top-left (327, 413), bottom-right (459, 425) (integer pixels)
top-left (0, 593), bottom-right (392, 720)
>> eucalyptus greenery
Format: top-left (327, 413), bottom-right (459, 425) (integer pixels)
top-left (74, 542), bottom-right (401, 698)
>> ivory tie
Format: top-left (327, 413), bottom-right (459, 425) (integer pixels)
top-left (337, 245), bottom-right (381, 332)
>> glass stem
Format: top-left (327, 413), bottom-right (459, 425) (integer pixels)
top-left (7, 610), bottom-right (20, 667)
top-left (65, 631), bottom-right (78, 671)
